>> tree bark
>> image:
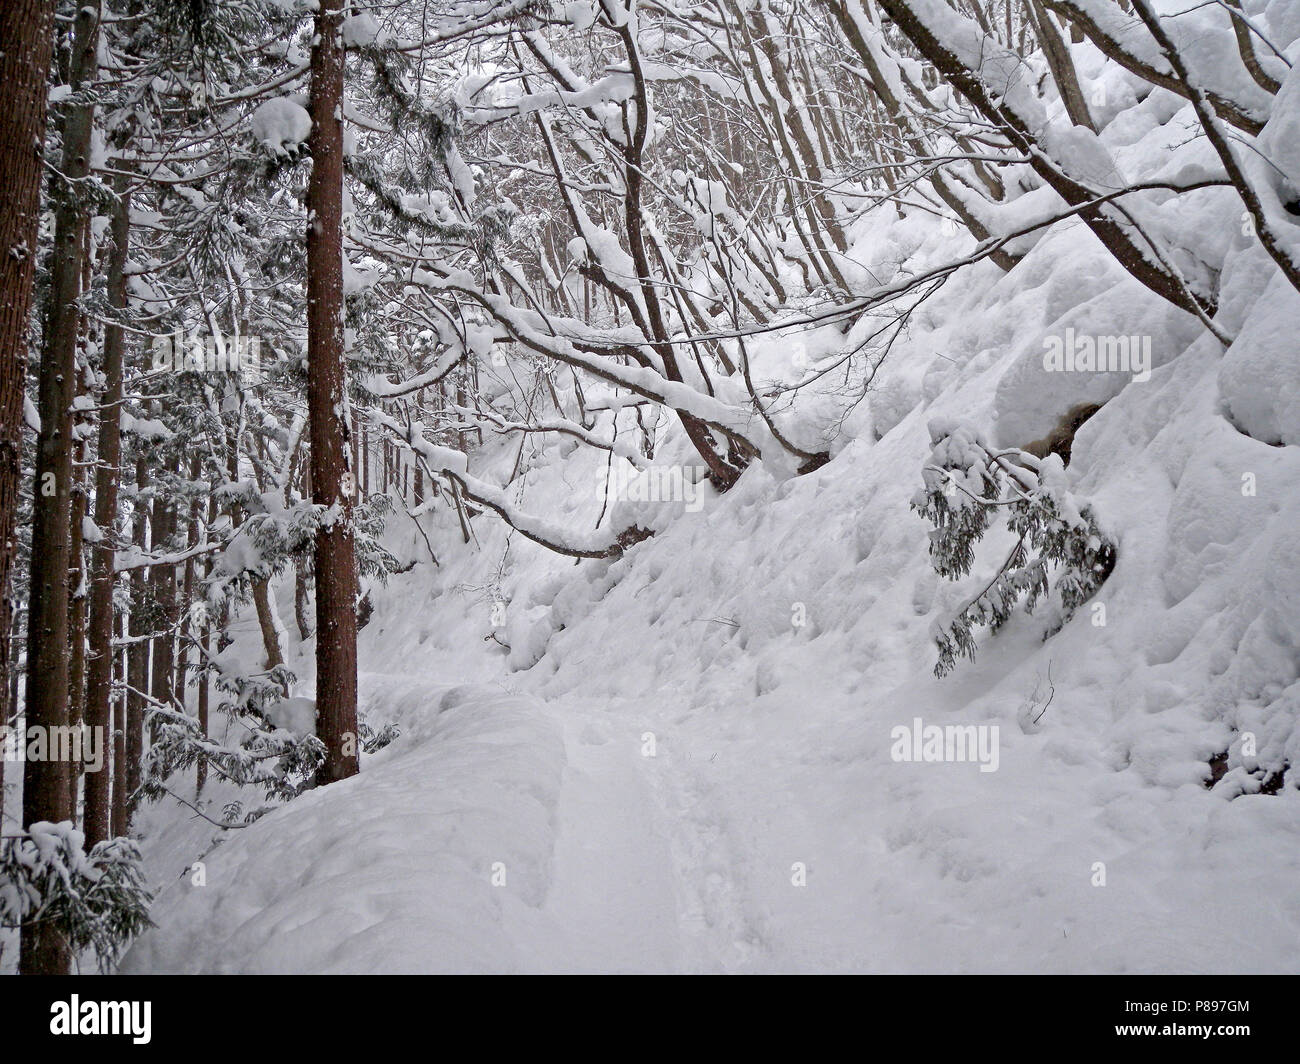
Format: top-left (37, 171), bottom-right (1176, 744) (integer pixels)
top-left (1224, 0), bottom-right (1279, 96)
top-left (175, 452), bottom-right (202, 707)
top-left (252, 575), bottom-right (287, 691)
top-left (84, 179), bottom-right (129, 847)
top-left (111, 609), bottom-right (128, 837)
top-left (196, 492), bottom-right (218, 797)
top-left (125, 454), bottom-right (150, 816)
top-left (307, 0), bottom-right (359, 785)
top-left (0, 0), bottom-right (56, 843)
top-left (294, 554), bottom-right (313, 641)
top-left (20, 3), bottom-right (98, 976)
top-left (1027, 0), bottom-right (1096, 132)
top-left (67, 425), bottom-right (88, 823)
top-left (147, 453), bottom-right (178, 716)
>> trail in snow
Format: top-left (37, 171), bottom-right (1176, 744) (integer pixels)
top-left (122, 651), bottom-right (825, 974)
top-left (504, 708), bottom-right (680, 973)
top-left (122, 668), bottom-right (780, 973)
top-left (515, 691), bottom-right (817, 974)
top-left (120, 628), bottom-right (1300, 975)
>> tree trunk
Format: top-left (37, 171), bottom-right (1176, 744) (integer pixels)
top-left (307, 0), bottom-right (359, 785)
top-left (148, 455), bottom-right (178, 716)
top-left (0, 0), bottom-right (56, 843)
top-left (175, 453), bottom-right (202, 705)
top-left (1027, 0), bottom-right (1095, 131)
top-left (20, 3), bottom-right (98, 976)
top-left (67, 233), bottom-right (92, 817)
top-left (294, 555), bottom-right (313, 641)
top-left (111, 609), bottom-right (128, 837)
top-left (195, 622), bottom-right (209, 796)
top-left (252, 575), bottom-right (287, 691)
top-left (196, 492), bottom-right (218, 797)
top-left (67, 427), bottom-right (88, 824)
top-left (83, 177), bottom-right (130, 847)
top-left (125, 455), bottom-right (150, 817)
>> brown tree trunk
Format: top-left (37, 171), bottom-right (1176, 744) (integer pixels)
top-left (1027, 0), bottom-right (1095, 131)
top-left (0, 0), bottom-right (56, 848)
top-left (148, 456), bottom-right (178, 715)
top-left (84, 180), bottom-right (129, 846)
top-left (111, 609), bottom-right (128, 837)
top-left (175, 453), bottom-right (202, 705)
top-left (20, 3), bottom-right (98, 976)
top-left (252, 575), bottom-right (287, 694)
top-left (307, 0), bottom-right (359, 785)
top-left (195, 622), bottom-right (209, 796)
top-left (4, 608), bottom-right (21, 809)
top-left (1224, 0), bottom-right (1280, 95)
top-left (195, 492), bottom-right (217, 797)
top-left (125, 455), bottom-right (150, 815)
top-left (67, 428), bottom-right (88, 824)
top-left (68, 233), bottom-right (93, 817)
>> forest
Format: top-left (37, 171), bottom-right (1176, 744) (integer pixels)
top-left (0, 0), bottom-right (1297, 977)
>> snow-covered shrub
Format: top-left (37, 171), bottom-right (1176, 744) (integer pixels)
top-left (219, 488), bottom-right (400, 593)
top-left (138, 704), bottom-right (326, 812)
top-left (912, 418), bottom-right (1116, 677)
top-left (0, 823), bottom-right (153, 972)
top-left (359, 720), bottom-right (401, 754)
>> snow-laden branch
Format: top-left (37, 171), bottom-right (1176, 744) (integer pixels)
top-left (358, 245), bottom-right (789, 464)
top-left (368, 408), bottom-right (653, 560)
top-left (874, 0), bottom-right (1223, 320)
top-left (1043, 0), bottom-right (1271, 134)
top-left (471, 406), bottom-right (652, 470)
top-left (1129, 0), bottom-right (1300, 298)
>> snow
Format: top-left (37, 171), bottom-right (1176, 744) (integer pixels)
top-left (262, 696), bottom-right (316, 737)
top-left (250, 97), bottom-right (312, 158)
top-left (55, 0), bottom-right (1300, 977)
top-left (1218, 269), bottom-right (1300, 445)
top-left (122, 687), bottom-right (566, 973)
top-left (564, 2), bottom-right (596, 33)
top-left (122, 195), bottom-right (1300, 968)
top-left (341, 13), bottom-right (386, 49)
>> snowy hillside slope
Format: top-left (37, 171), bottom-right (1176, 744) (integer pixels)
top-left (121, 48), bottom-right (1300, 973)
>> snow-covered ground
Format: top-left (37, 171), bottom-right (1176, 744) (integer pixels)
top-left (120, 256), bottom-right (1300, 975)
top-left (115, 43), bottom-right (1300, 973)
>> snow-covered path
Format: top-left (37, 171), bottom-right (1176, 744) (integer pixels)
top-left (121, 663), bottom-right (834, 973)
top-left (122, 672), bottom-right (770, 973)
top-left (504, 707), bottom-right (681, 972)
top-left (512, 690), bottom-right (871, 974)
top-left (517, 697), bottom-right (814, 973)
top-left (120, 649), bottom-right (1300, 974)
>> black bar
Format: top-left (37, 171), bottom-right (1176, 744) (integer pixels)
top-left (3, 975), bottom-right (1293, 1052)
